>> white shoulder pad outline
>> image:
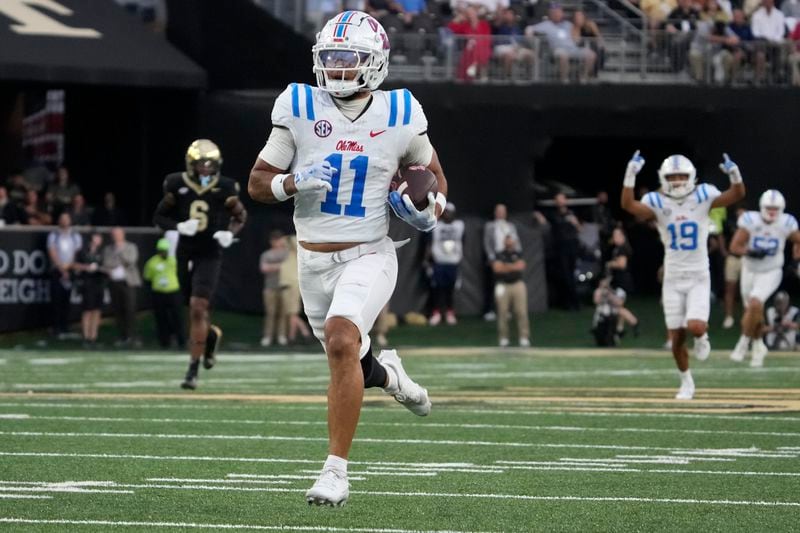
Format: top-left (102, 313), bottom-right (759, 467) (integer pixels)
top-left (737, 210), bottom-right (758, 229)
top-left (641, 191), bottom-right (664, 212)
top-left (385, 88), bottom-right (428, 134)
top-left (272, 83), bottom-right (318, 127)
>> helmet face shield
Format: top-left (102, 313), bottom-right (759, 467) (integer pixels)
top-left (192, 159), bottom-right (219, 178)
top-left (319, 49), bottom-right (370, 69)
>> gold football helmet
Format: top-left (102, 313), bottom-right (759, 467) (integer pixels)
top-left (185, 139), bottom-right (222, 182)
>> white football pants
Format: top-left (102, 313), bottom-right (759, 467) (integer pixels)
top-left (662, 270), bottom-right (710, 330)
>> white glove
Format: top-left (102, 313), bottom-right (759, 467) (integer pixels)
top-left (213, 230), bottom-right (234, 248)
top-left (624, 150), bottom-right (645, 188)
top-left (294, 161), bottom-right (335, 194)
top-left (176, 218), bottom-right (199, 236)
top-left (719, 153), bottom-right (742, 183)
top-left (388, 191), bottom-right (437, 232)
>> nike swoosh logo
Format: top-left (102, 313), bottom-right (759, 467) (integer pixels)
top-left (370, 130), bottom-right (386, 138)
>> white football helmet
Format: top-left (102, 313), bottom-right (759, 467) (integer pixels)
top-left (759, 189), bottom-right (785, 223)
top-left (658, 154), bottom-right (697, 199)
top-left (312, 11), bottom-right (390, 98)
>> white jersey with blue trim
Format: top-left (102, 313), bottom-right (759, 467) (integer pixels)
top-left (738, 210), bottom-right (799, 273)
top-left (641, 183), bottom-right (721, 275)
top-left (271, 83), bottom-right (428, 243)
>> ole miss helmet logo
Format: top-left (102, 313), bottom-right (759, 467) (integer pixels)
top-left (314, 120), bottom-right (333, 138)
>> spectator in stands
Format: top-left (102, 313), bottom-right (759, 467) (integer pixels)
top-left (448, 5), bottom-right (493, 81)
top-left (591, 190), bottom-right (615, 244)
top-left (764, 290), bottom-right (799, 350)
top-left (47, 213), bottom-right (82, 338)
top-left (0, 186), bottom-right (26, 225)
top-left (260, 230), bottom-right (290, 347)
top-left (727, 7), bottom-right (765, 82)
top-left (428, 202), bottom-right (464, 326)
top-left (47, 166), bottom-right (80, 218)
top-left (483, 203), bottom-right (520, 320)
top-left (102, 226), bottom-right (141, 346)
top-left (493, 234), bottom-right (530, 347)
top-left (493, 7), bottom-right (536, 80)
top-left (544, 192), bottom-right (582, 310)
top-left (751, 0), bottom-right (788, 82)
top-left (143, 238), bottom-right (185, 349)
top-left (93, 192), bottom-right (125, 226)
top-left (526, 2), bottom-right (597, 83)
top-left (743, 0), bottom-right (765, 16)
top-left (366, 0), bottom-right (403, 21)
top-left (21, 190), bottom-right (52, 226)
top-left (75, 232), bottom-right (106, 348)
top-left (641, 0), bottom-right (677, 30)
top-left (592, 276), bottom-right (638, 346)
top-left (664, 0), bottom-right (702, 71)
top-left (571, 9), bottom-right (605, 73)
top-left (5, 173), bottom-right (30, 208)
top-left (461, 0), bottom-right (507, 20)
top-left (67, 194), bottom-right (93, 226)
top-left (22, 162), bottom-right (51, 194)
top-left (689, 0), bottom-right (735, 82)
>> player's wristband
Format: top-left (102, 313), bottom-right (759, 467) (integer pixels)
top-left (623, 171), bottom-right (637, 188)
top-left (435, 192), bottom-right (447, 214)
top-left (271, 174), bottom-right (293, 202)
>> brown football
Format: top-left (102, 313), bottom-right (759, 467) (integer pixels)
top-left (390, 165), bottom-right (438, 210)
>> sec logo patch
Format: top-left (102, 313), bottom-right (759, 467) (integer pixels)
top-left (314, 120), bottom-right (332, 138)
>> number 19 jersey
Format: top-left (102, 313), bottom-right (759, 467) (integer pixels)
top-left (641, 183), bottom-right (721, 276)
top-left (271, 83), bottom-right (428, 243)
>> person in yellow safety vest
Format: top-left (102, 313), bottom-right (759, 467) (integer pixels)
top-left (143, 238), bottom-right (186, 349)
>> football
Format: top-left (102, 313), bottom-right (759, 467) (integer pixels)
top-left (390, 165), bottom-right (438, 210)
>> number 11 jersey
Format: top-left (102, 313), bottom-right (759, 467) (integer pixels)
top-left (270, 83), bottom-right (428, 244)
top-left (641, 184), bottom-right (721, 276)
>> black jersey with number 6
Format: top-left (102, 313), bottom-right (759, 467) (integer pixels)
top-left (161, 172), bottom-right (241, 256)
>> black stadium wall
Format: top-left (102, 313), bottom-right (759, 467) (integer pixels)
top-left (192, 84), bottom-right (800, 316)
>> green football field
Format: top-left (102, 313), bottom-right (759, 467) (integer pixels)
top-left (0, 346), bottom-right (798, 532)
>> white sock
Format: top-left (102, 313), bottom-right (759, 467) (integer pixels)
top-left (323, 454), bottom-right (347, 474)
top-left (740, 335), bottom-right (751, 344)
top-left (695, 333), bottom-right (708, 342)
top-left (679, 369), bottom-right (694, 386)
top-left (383, 363), bottom-right (399, 394)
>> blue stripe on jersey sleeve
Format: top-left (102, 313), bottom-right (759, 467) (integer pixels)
top-left (787, 215), bottom-right (798, 229)
top-left (695, 188), bottom-right (701, 203)
top-left (291, 83), bottom-right (300, 118)
top-left (655, 193), bottom-right (663, 209)
top-left (402, 89), bottom-right (411, 125)
top-left (388, 90), bottom-right (398, 127)
top-left (644, 193), bottom-right (653, 208)
top-left (744, 213), bottom-right (752, 224)
top-left (304, 84), bottom-right (315, 120)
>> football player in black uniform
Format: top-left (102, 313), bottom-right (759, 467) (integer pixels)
top-left (154, 139), bottom-right (247, 389)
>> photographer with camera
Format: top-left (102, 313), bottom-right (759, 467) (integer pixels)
top-left (592, 276), bottom-right (638, 346)
top-left (764, 291), bottom-right (799, 351)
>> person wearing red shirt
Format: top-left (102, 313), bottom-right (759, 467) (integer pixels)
top-left (448, 6), bottom-right (493, 81)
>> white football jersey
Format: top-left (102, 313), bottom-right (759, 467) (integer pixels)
top-left (738, 210), bottom-right (799, 273)
top-left (431, 219), bottom-right (465, 265)
top-left (271, 83), bottom-right (428, 243)
top-left (641, 183), bottom-right (721, 275)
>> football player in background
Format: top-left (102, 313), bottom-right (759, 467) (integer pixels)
top-left (248, 11), bottom-right (448, 506)
top-left (621, 152), bottom-right (745, 400)
top-left (728, 190), bottom-right (800, 366)
top-left (154, 139), bottom-right (247, 390)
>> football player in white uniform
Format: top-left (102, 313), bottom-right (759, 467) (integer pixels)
top-left (248, 11), bottom-right (448, 507)
top-left (621, 152), bottom-right (745, 400)
top-left (728, 190), bottom-right (800, 367)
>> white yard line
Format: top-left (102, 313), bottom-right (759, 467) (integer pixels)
top-left (2, 431), bottom-right (798, 455)
top-left (7, 414), bottom-right (800, 438)
top-left (146, 478), bottom-right (292, 485)
top-left (0, 494), bottom-right (51, 499)
top-left (0, 518), bottom-right (488, 533)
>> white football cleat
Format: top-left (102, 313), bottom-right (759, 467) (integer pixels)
top-left (730, 336), bottom-right (749, 362)
top-left (519, 337), bottom-right (530, 347)
top-left (305, 468), bottom-right (349, 507)
top-left (750, 339), bottom-right (768, 368)
top-left (693, 334), bottom-right (710, 361)
top-left (722, 316), bottom-right (735, 329)
top-left (675, 382), bottom-right (695, 400)
top-left (378, 349), bottom-right (431, 416)
top-left (499, 338), bottom-right (510, 348)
